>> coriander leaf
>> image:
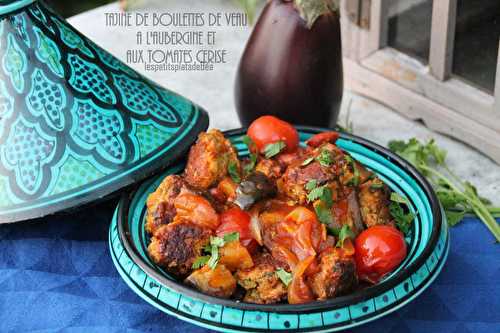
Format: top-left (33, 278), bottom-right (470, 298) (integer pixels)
top-left (390, 192), bottom-right (409, 205)
top-left (426, 139), bottom-right (446, 165)
top-left (192, 256), bottom-right (210, 269)
top-left (210, 236), bottom-right (225, 248)
top-left (223, 232), bottom-right (240, 243)
top-left (307, 186), bottom-right (325, 202)
top-left (276, 268), bottom-right (293, 287)
top-left (389, 201), bottom-right (415, 234)
top-left (445, 210), bottom-right (466, 227)
top-left (336, 224), bottom-right (355, 247)
top-left (314, 201), bottom-right (333, 225)
top-left (344, 155), bottom-right (360, 186)
top-left (228, 161), bottom-right (241, 183)
top-left (207, 245), bottom-right (219, 269)
top-left (370, 183), bottom-right (384, 190)
top-left (302, 157), bottom-right (315, 166)
top-left (305, 179), bottom-right (318, 191)
top-left (316, 149), bottom-right (333, 167)
top-left (436, 190), bottom-right (468, 209)
top-left (320, 187), bottom-right (333, 208)
top-left (242, 135), bottom-right (254, 148)
top-left (243, 153), bottom-right (257, 176)
top-left (264, 141), bottom-right (286, 159)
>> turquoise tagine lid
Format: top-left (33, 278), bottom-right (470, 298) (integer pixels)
top-left (0, 0), bottom-right (209, 223)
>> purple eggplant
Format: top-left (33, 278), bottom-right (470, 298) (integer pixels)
top-left (235, 0), bottom-right (343, 127)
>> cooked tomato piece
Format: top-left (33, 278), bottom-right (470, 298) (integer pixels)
top-left (174, 193), bottom-right (219, 230)
top-left (217, 207), bottom-right (255, 249)
top-left (247, 115), bottom-right (299, 154)
top-left (273, 207), bottom-right (326, 264)
top-left (355, 225), bottom-right (407, 283)
top-left (306, 131), bottom-right (340, 147)
top-left (288, 256), bottom-right (316, 304)
top-left (219, 241), bottom-right (254, 271)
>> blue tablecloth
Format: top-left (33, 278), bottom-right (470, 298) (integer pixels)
top-left (1, 198), bottom-right (499, 333)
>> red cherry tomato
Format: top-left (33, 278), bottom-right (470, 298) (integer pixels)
top-left (355, 225), bottom-right (407, 284)
top-left (247, 116), bottom-right (299, 154)
top-left (216, 207), bottom-right (255, 249)
top-left (306, 131), bottom-right (340, 147)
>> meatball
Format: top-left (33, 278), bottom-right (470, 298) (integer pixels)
top-left (255, 159), bottom-right (282, 179)
top-left (185, 265), bottom-right (236, 298)
top-left (145, 175), bottom-right (189, 234)
top-left (148, 221), bottom-right (212, 278)
top-left (358, 178), bottom-right (392, 227)
top-left (184, 129), bottom-right (240, 190)
top-left (307, 248), bottom-right (358, 300)
top-left (235, 253), bottom-right (288, 304)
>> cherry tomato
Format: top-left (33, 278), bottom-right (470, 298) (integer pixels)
top-left (247, 115), bottom-right (299, 154)
top-left (216, 207), bottom-right (255, 249)
top-left (288, 256), bottom-right (316, 304)
top-left (174, 193), bottom-right (219, 230)
top-left (306, 131), bottom-right (340, 147)
top-left (355, 225), bottom-right (407, 283)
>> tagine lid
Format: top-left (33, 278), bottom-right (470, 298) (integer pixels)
top-left (0, 0), bottom-right (209, 223)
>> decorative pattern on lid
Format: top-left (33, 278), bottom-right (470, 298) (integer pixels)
top-left (0, 1), bottom-right (208, 222)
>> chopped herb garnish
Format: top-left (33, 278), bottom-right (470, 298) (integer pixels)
top-left (307, 185), bottom-right (332, 207)
top-left (344, 155), bottom-right (360, 186)
top-left (389, 193), bottom-right (415, 234)
top-left (242, 136), bottom-right (258, 175)
top-left (198, 232), bottom-right (240, 270)
top-left (390, 192), bottom-right (409, 205)
top-left (275, 268), bottom-right (293, 287)
top-left (316, 148), bottom-right (333, 167)
top-left (314, 201), bottom-right (333, 225)
top-left (264, 141), bottom-right (286, 159)
top-left (302, 157), bottom-right (315, 166)
top-left (305, 179), bottom-right (318, 191)
top-left (192, 256), bottom-right (210, 269)
top-left (228, 161), bottom-right (241, 183)
top-left (223, 232), bottom-right (240, 243)
top-left (370, 182), bottom-right (384, 190)
top-left (336, 224), bottom-right (355, 247)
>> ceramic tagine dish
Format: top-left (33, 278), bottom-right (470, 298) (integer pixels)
top-left (0, 0), bottom-right (208, 223)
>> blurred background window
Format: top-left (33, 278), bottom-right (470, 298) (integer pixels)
top-left (452, 0), bottom-right (500, 93)
top-left (388, 0), bottom-right (433, 64)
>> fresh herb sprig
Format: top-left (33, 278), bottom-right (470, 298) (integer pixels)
top-left (242, 135), bottom-right (258, 175)
top-left (264, 141), bottom-right (286, 159)
top-left (389, 138), bottom-right (500, 242)
top-left (193, 232), bottom-right (240, 269)
top-left (389, 192), bottom-right (415, 235)
top-left (329, 224), bottom-right (355, 247)
top-left (228, 161), bottom-right (241, 183)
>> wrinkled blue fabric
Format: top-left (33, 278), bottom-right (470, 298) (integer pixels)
top-left (1, 198), bottom-right (498, 333)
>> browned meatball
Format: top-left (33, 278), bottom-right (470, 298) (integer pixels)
top-left (358, 178), bottom-right (392, 227)
top-left (235, 253), bottom-right (288, 304)
top-left (307, 248), bottom-right (357, 300)
top-left (145, 175), bottom-right (189, 234)
top-left (148, 221), bottom-right (212, 278)
top-left (255, 159), bottom-right (282, 179)
top-left (184, 129), bottom-right (240, 190)
top-left (185, 265), bottom-right (237, 298)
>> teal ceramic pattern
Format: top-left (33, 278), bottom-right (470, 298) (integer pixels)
top-left (110, 129), bottom-right (450, 332)
top-left (0, 1), bottom-right (208, 222)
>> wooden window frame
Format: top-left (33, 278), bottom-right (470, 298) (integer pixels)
top-left (341, 0), bottom-right (500, 163)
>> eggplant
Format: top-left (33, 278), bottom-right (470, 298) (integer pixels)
top-left (235, 0), bottom-right (343, 126)
top-left (234, 172), bottom-right (277, 210)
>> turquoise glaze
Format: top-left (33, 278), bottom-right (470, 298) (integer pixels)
top-left (0, 1), bottom-right (208, 222)
top-left (110, 129), bottom-right (450, 332)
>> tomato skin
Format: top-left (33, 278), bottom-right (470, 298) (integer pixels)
top-left (306, 131), bottom-right (340, 147)
top-left (355, 225), bottom-right (407, 283)
top-left (247, 116), bottom-right (299, 154)
top-left (216, 207), bottom-right (255, 249)
top-left (174, 193), bottom-right (219, 230)
top-left (288, 256), bottom-right (316, 304)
